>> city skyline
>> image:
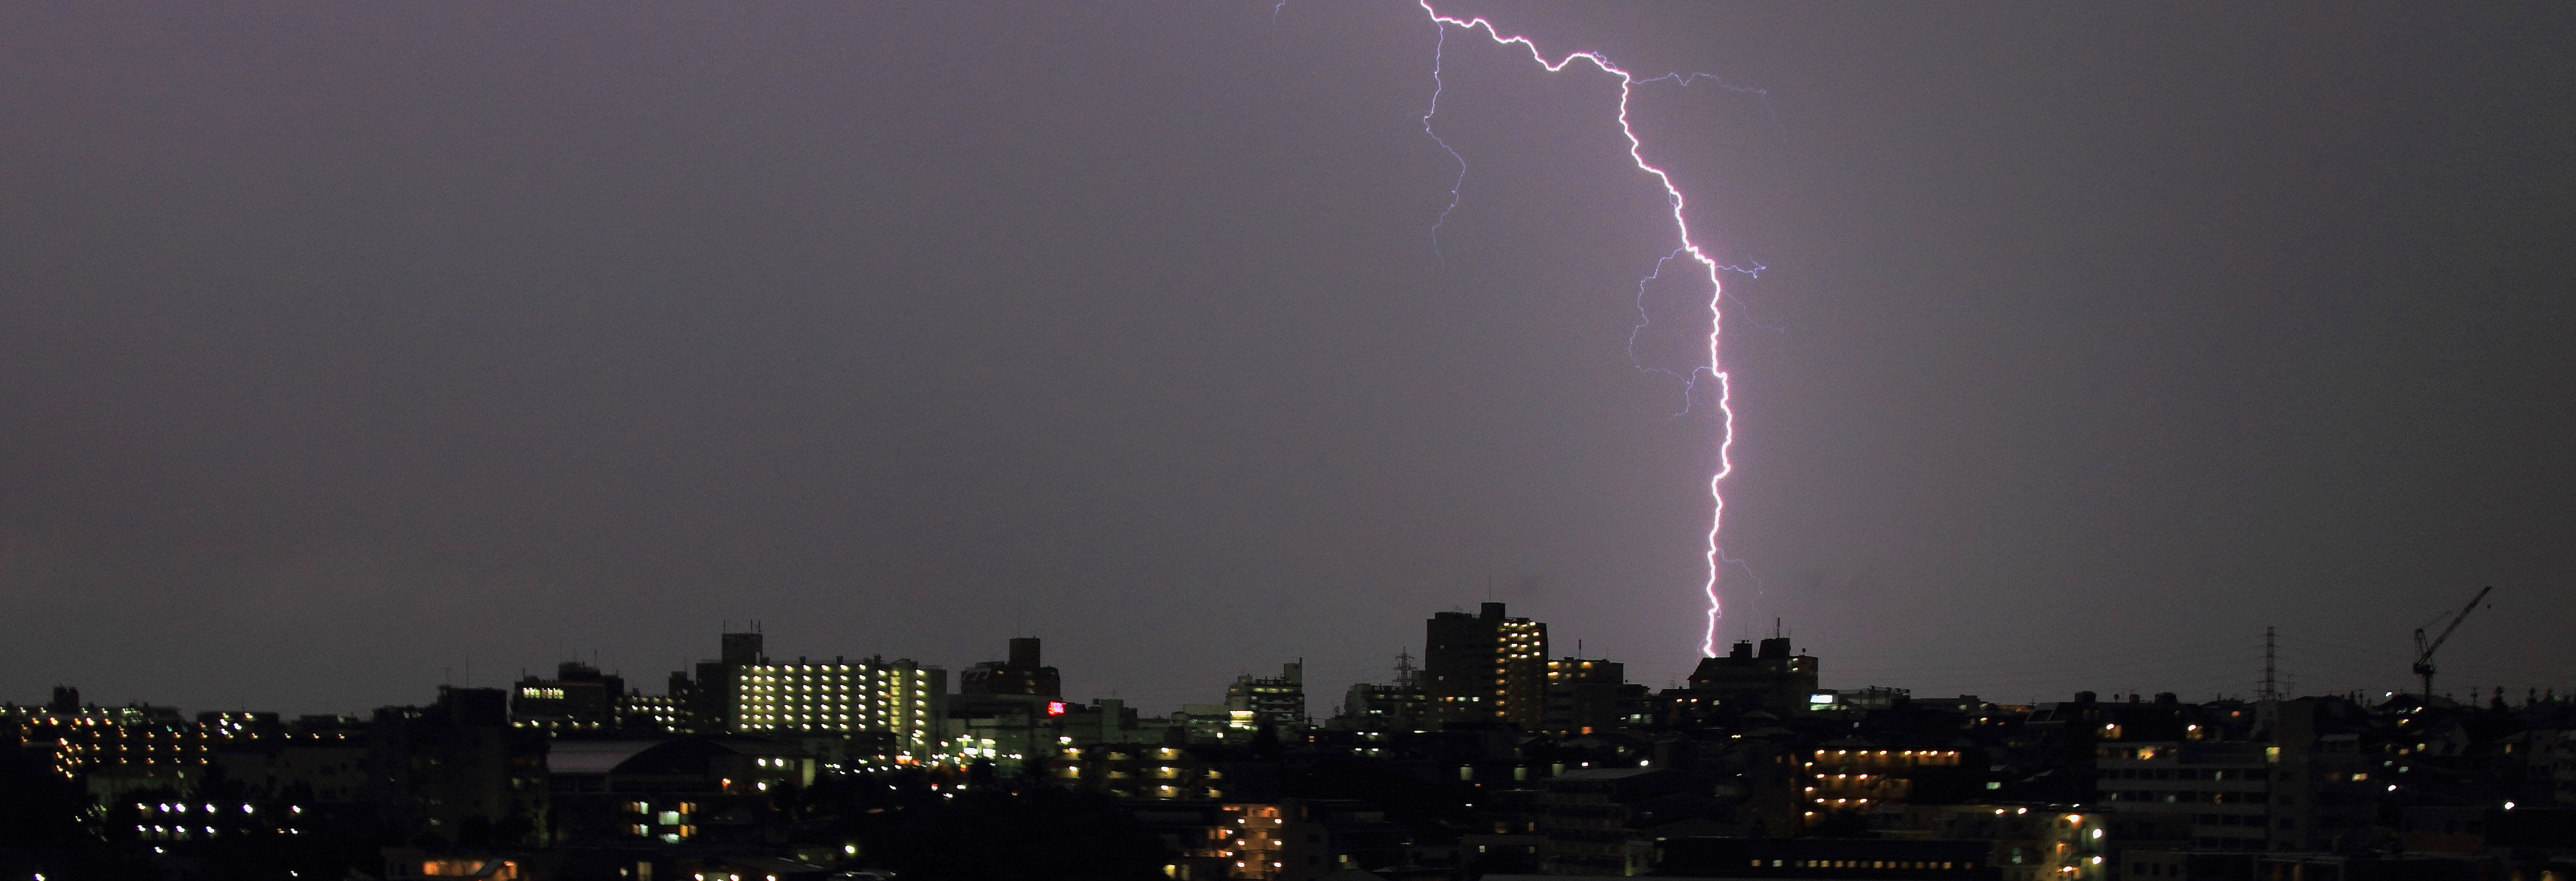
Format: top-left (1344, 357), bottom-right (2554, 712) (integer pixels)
top-left (12, 606), bottom-right (2542, 725)
top-left (3, 4), bottom-right (2569, 724)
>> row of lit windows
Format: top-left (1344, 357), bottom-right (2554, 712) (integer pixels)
top-left (141, 803), bottom-right (257, 816)
top-left (624, 800), bottom-right (698, 817)
top-left (743, 663), bottom-right (933, 680)
top-left (1811, 773), bottom-right (1911, 789)
top-left (737, 665), bottom-right (932, 733)
top-left (1747, 860), bottom-right (1964, 870)
top-left (1810, 749), bottom-right (1960, 767)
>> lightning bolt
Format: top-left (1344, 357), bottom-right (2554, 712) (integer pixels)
top-left (1414, 3), bottom-right (1738, 658)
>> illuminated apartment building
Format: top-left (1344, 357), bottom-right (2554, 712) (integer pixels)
top-left (1227, 662), bottom-right (1308, 731)
top-left (1214, 802), bottom-right (1325, 881)
top-left (1804, 746), bottom-right (1966, 820)
top-left (1045, 742), bottom-right (1227, 800)
top-left (0, 691), bottom-right (275, 797)
top-left (619, 693), bottom-right (688, 733)
top-left (731, 656), bottom-right (947, 747)
top-left (1425, 603), bottom-right (1549, 729)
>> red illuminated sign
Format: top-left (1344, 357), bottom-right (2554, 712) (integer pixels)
top-left (1047, 701), bottom-right (1068, 716)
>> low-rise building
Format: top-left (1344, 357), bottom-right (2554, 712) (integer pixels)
top-left (1228, 662), bottom-right (1308, 732)
top-left (1046, 742), bottom-right (1227, 800)
top-left (511, 662), bottom-right (624, 733)
top-left (1541, 658), bottom-right (1648, 736)
top-left (545, 735), bottom-right (811, 847)
top-left (1534, 767), bottom-right (1717, 875)
top-left (1686, 638), bottom-right (1818, 715)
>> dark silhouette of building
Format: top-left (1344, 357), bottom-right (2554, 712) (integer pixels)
top-left (1331, 650), bottom-right (1428, 733)
top-left (961, 638), bottom-right (1062, 699)
top-left (1426, 602), bottom-right (1548, 729)
top-left (366, 686), bottom-right (549, 847)
top-left (1537, 767), bottom-right (1721, 874)
top-left (546, 735), bottom-right (813, 847)
top-left (679, 629), bottom-right (765, 732)
top-left (1688, 637), bottom-right (1819, 713)
top-left (510, 662), bottom-right (625, 732)
top-left (1541, 658), bottom-right (1648, 736)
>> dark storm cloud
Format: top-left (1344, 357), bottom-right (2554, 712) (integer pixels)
top-left (1, 2), bottom-right (2567, 713)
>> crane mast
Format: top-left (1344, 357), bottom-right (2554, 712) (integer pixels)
top-left (2411, 585), bottom-right (2493, 700)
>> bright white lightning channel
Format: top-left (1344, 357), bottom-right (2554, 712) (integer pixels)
top-left (1415, 3), bottom-right (1738, 658)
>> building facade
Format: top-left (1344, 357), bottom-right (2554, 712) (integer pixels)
top-left (1227, 662), bottom-right (1308, 732)
top-left (731, 656), bottom-right (947, 749)
top-left (510, 662), bottom-right (624, 732)
top-left (1541, 658), bottom-right (1649, 736)
top-left (1687, 638), bottom-right (1819, 713)
top-left (1426, 603), bottom-right (1549, 730)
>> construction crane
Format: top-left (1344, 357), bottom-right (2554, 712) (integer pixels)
top-left (2412, 585), bottom-right (2494, 700)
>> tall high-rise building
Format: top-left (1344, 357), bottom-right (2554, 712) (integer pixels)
top-left (1425, 602), bottom-right (1549, 729)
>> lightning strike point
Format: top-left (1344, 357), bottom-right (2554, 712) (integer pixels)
top-left (1415, 3), bottom-right (1739, 660)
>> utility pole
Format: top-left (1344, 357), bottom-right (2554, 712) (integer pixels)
top-left (2262, 626), bottom-right (2278, 702)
